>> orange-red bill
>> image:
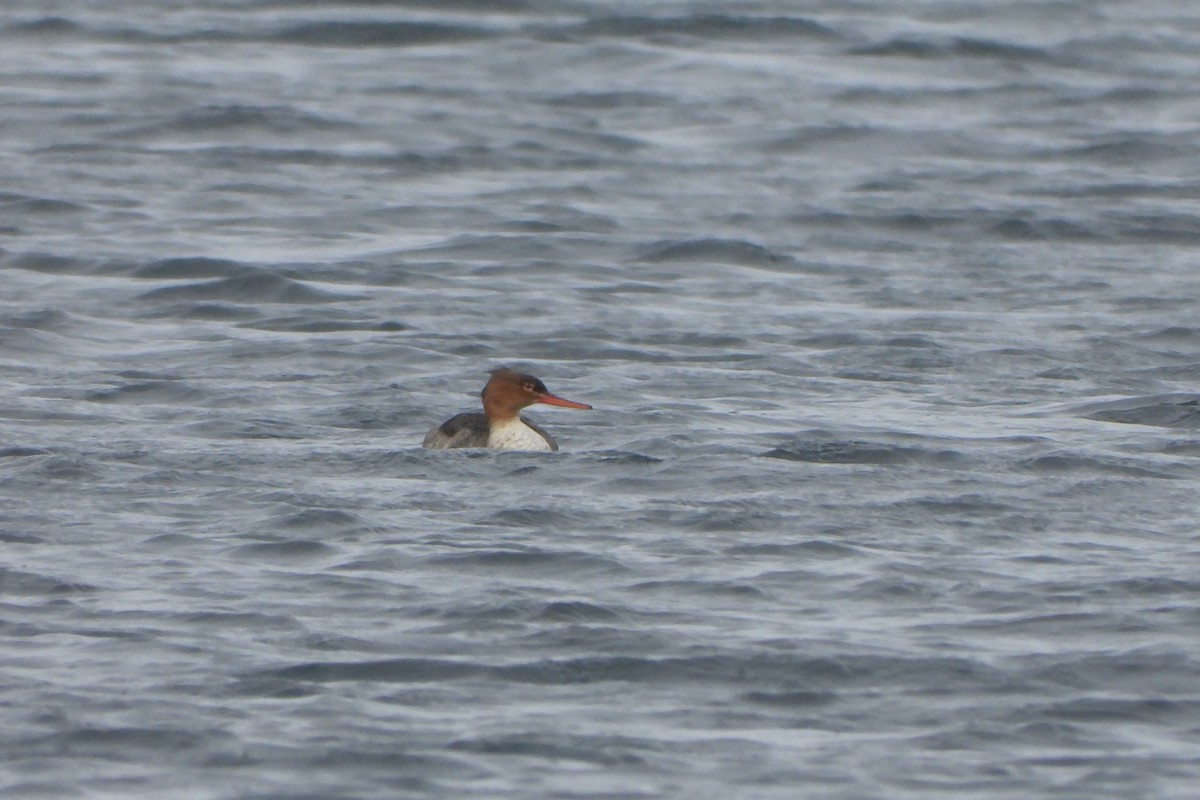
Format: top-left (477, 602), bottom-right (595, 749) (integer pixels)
top-left (537, 393), bottom-right (592, 410)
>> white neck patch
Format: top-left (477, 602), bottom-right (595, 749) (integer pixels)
top-left (487, 417), bottom-right (553, 451)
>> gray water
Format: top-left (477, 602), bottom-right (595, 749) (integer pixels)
top-left (3, 2), bottom-right (1200, 798)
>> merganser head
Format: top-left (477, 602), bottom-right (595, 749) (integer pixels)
top-left (481, 367), bottom-right (592, 420)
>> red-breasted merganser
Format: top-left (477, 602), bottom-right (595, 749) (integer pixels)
top-left (422, 368), bottom-right (592, 451)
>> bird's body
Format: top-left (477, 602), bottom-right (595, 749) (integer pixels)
top-left (423, 412), bottom-right (559, 451)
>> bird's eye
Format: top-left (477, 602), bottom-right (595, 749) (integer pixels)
top-left (523, 383), bottom-right (536, 392)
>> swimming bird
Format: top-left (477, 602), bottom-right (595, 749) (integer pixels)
top-left (422, 368), bottom-right (592, 451)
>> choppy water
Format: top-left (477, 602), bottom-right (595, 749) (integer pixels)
top-left (4, 2), bottom-right (1200, 798)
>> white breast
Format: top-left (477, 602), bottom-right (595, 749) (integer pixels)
top-left (487, 417), bottom-right (553, 451)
